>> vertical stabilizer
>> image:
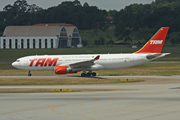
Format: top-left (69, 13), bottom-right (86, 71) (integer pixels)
top-left (134, 27), bottom-right (169, 54)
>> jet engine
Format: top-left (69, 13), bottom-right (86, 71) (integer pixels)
top-left (55, 66), bottom-right (76, 74)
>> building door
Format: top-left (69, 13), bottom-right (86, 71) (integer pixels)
top-left (21, 39), bottom-right (24, 49)
top-left (45, 39), bottom-right (47, 48)
top-left (9, 39), bottom-right (12, 49)
top-left (15, 39), bottom-right (18, 49)
top-left (27, 39), bottom-right (29, 49)
top-left (33, 39), bottom-right (35, 48)
top-left (3, 39), bottom-right (6, 49)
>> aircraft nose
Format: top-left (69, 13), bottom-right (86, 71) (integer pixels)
top-left (12, 62), bottom-right (15, 67)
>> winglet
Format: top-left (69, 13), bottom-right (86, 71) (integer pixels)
top-left (94, 55), bottom-right (100, 60)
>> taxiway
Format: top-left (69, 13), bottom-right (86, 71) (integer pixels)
top-left (0, 76), bottom-right (180, 120)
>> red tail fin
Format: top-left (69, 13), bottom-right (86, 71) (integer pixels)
top-left (134, 27), bottom-right (169, 54)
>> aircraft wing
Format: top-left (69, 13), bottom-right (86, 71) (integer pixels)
top-left (69, 55), bottom-right (100, 69)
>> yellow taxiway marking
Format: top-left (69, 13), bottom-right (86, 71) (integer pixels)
top-left (88, 117), bottom-right (94, 120)
top-left (63, 113), bottom-right (69, 115)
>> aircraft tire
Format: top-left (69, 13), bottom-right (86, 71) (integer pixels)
top-left (92, 72), bottom-right (96, 76)
top-left (87, 73), bottom-right (91, 77)
top-left (81, 73), bottom-right (85, 77)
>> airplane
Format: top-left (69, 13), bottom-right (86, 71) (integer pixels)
top-left (12, 27), bottom-right (170, 77)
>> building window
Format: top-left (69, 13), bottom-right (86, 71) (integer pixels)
top-left (3, 39), bottom-right (6, 49)
top-left (9, 39), bottom-right (12, 49)
top-left (72, 28), bottom-right (79, 37)
top-left (51, 39), bottom-right (53, 48)
top-left (21, 39), bottom-right (24, 49)
top-left (45, 39), bottom-right (47, 48)
top-left (27, 39), bottom-right (29, 49)
top-left (60, 27), bottom-right (67, 37)
top-left (15, 39), bottom-right (18, 49)
top-left (33, 39), bottom-right (35, 48)
top-left (39, 39), bottom-right (41, 48)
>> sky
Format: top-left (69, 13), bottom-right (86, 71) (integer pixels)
top-left (0, 0), bottom-right (153, 11)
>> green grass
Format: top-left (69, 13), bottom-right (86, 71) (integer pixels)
top-left (0, 78), bottom-right (144, 86)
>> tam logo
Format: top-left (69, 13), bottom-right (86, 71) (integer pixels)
top-left (29, 58), bottom-right (59, 67)
top-left (150, 40), bottom-right (163, 45)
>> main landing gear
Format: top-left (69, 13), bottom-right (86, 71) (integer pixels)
top-left (81, 72), bottom-right (97, 77)
top-left (28, 70), bottom-right (32, 76)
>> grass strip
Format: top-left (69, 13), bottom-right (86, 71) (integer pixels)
top-left (0, 78), bottom-right (143, 86)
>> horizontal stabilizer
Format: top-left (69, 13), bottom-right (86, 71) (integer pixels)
top-left (146, 53), bottom-right (171, 60)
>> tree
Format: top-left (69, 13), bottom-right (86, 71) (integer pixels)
top-left (82, 39), bottom-right (88, 46)
top-left (94, 39), bottom-right (99, 46)
top-left (107, 10), bottom-right (117, 17)
top-left (73, 0), bottom-right (82, 6)
top-left (13, 0), bottom-right (29, 15)
top-left (61, 1), bottom-right (74, 7)
top-left (99, 37), bottom-right (105, 45)
top-left (3, 4), bottom-right (13, 12)
top-left (28, 4), bottom-right (42, 13)
top-left (170, 38), bottom-right (176, 46)
top-left (83, 2), bottom-right (89, 7)
top-left (124, 36), bottom-right (132, 42)
top-left (170, 32), bottom-right (180, 45)
top-left (109, 39), bottom-right (114, 45)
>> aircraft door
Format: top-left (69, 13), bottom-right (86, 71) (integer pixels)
top-left (130, 55), bottom-right (134, 62)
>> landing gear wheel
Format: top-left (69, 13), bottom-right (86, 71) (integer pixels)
top-left (28, 70), bottom-right (31, 76)
top-left (92, 72), bottom-right (96, 76)
top-left (81, 73), bottom-right (86, 77)
top-left (87, 73), bottom-right (91, 77)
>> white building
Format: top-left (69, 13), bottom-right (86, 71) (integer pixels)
top-left (0, 23), bottom-right (81, 49)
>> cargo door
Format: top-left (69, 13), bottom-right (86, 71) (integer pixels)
top-left (130, 55), bottom-right (134, 62)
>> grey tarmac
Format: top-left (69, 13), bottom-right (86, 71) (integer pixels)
top-left (0, 76), bottom-right (180, 120)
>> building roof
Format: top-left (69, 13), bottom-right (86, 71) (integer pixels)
top-left (65, 26), bottom-right (80, 38)
top-left (3, 26), bottom-right (66, 37)
top-left (3, 23), bottom-right (80, 38)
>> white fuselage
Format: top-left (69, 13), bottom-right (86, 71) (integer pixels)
top-left (12, 53), bottom-right (150, 71)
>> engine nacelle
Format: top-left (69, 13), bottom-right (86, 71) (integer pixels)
top-left (55, 66), bottom-right (72, 74)
top-left (68, 71), bottom-right (77, 74)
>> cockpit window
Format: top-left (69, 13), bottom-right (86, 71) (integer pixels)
top-left (16, 60), bottom-right (20, 62)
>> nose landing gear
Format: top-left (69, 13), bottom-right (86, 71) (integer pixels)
top-left (28, 70), bottom-right (32, 76)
